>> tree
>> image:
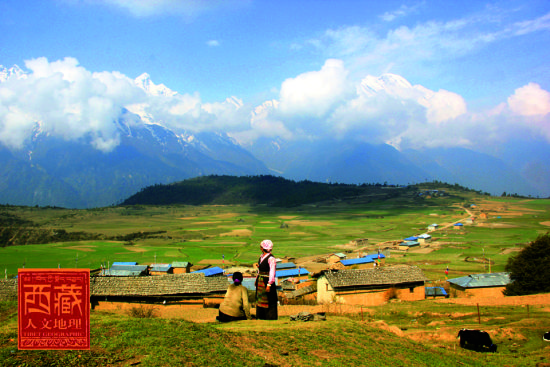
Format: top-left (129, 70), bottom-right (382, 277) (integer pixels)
top-left (503, 233), bottom-right (550, 296)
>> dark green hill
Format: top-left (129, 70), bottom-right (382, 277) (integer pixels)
top-left (120, 175), bottom-right (409, 207)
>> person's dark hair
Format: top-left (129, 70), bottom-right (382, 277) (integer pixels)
top-left (232, 271), bottom-right (243, 285)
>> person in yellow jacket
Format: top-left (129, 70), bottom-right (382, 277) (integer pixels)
top-left (217, 272), bottom-right (251, 322)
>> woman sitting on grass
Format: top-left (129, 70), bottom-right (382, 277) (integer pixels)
top-left (217, 272), bottom-right (251, 322)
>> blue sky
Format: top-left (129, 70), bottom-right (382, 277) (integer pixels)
top-left (1, 0), bottom-right (550, 153)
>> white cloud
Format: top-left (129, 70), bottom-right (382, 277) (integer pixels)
top-left (238, 62), bottom-right (550, 151)
top-left (379, 2), bottom-right (424, 22)
top-left (279, 59), bottom-right (352, 117)
top-left (507, 83), bottom-right (550, 116)
top-left (0, 57), bottom-right (252, 151)
top-left (307, 9), bottom-right (550, 81)
top-left (207, 40), bottom-right (220, 47)
top-left (2, 57), bottom-right (549, 156)
top-left (92, 0), bottom-right (250, 18)
top-left (0, 57), bottom-right (128, 151)
top-left (425, 89), bottom-right (467, 124)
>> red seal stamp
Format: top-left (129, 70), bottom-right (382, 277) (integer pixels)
top-left (18, 269), bottom-right (90, 350)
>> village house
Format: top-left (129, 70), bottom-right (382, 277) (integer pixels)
top-left (446, 272), bottom-right (511, 298)
top-left (276, 262), bottom-right (297, 270)
top-left (280, 256), bottom-right (296, 263)
top-left (417, 233), bottom-right (432, 244)
top-left (427, 223), bottom-right (439, 232)
top-left (101, 264), bottom-right (148, 277)
top-left (453, 223), bottom-right (464, 230)
top-left (326, 253), bottom-right (347, 264)
top-left (280, 279), bottom-right (317, 303)
top-left (191, 266), bottom-right (224, 277)
top-left (149, 264), bottom-right (172, 275)
top-left (90, 273), bottom-right (228, 310)
top-left (399, 241), bottom-right (420, 250)
top-left (340, 256), bottom-right (374, 269)
top-left (317, 266), bottom-right (428, 306)
top-left (276, 267), bottom-right (310, 282)
top-left (171, 261), bottom-right (192, 274)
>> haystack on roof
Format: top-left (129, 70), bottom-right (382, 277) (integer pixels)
top-left (90, 273), bottom-right (227, 297)
top-left (323, 266), bottom-right (427, 289)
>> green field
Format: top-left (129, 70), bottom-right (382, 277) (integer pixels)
top-left (1, 297), bottom-right (549, 366)
top-left (1, 187), bottom-right (549, 279)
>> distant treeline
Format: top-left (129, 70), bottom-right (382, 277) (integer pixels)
top-left (120, 175), bottom-right (409, 207)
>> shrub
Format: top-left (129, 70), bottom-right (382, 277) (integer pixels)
top-left (504, 233), bottom-right (550, 296)
top-left (128, 304), bottom-right (157, 318)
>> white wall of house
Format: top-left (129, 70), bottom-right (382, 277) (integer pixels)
top-left (317, 276), bottom-right (337, 304)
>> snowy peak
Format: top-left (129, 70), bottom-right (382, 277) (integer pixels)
top-left (134, 73), bottom-right (177, 97)
top-left (358, 73), bottom-right (413, 97)
top-left (0, 64), bottom-right (26, 82)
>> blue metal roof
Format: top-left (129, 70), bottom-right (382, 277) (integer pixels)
top-left (454, 223), bottom-right (463, 226)
top-left (404, 236), bottom-right (418, 241)
top-left (112, 261), bottom-right (138, 266)
top-left (276, 262), bottom-right (296, 269)
top-left (275, 268), bottom-right (309, 278)
top-left (447, 272), bottom-right (511, 288)
top-left (364, 253), bottom-right (386, 261)
top-left (340, 257), bottom-right (374, 266)
top-left (192, 266), bottom-right (224, 277)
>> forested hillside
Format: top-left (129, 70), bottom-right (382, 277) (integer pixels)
top-left (121, 175), bottom-right (469, 207)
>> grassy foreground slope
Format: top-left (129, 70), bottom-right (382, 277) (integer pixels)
top-left (1, 298), bottom-right (550, 367)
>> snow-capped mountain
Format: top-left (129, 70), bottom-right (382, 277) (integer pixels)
top-left (134, 73), bottom-right (177, 97)
top-left (1, 63), bottom-right (546, 208)
top-left (0, 110), bottom-right (269, 208)
top-left (0, 65), bottom-right (26, 82)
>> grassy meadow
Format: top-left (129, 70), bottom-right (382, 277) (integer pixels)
top-left (1, 187), bottom-right (550, 366)
top-left (1, 188), bottom-right (549, 279)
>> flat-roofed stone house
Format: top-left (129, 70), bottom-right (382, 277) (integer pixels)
top-left (317, 266), bottom-right (427, 306)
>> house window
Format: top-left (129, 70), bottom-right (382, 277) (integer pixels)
top-left (409, 287), bottom-right (414, 293)
top-left (326, 284), bottom-right (329, 291)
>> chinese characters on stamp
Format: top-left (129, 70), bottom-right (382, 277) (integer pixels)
top-left (18, 269), bottom-right (90, 350)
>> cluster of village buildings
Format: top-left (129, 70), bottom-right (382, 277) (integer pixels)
top-left (0, 219), bottom-right (511, 309)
